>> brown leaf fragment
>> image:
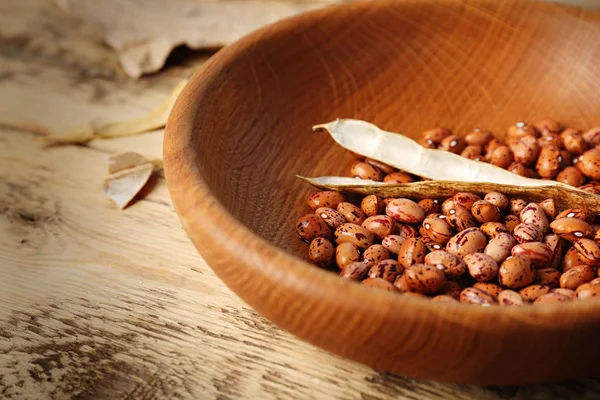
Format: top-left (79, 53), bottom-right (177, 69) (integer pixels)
top-left (103, 162), bottom-right (154, 209)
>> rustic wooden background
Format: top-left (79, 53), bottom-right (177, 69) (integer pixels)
top-left (2, 0), bottom-right (600, 398)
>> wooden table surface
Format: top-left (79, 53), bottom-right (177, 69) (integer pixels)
top-left (2, 1), bottom-right (600, 399)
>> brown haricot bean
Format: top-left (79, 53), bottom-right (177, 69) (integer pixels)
top-left (473, 282), bottom-right (502, 298)
top-left (562, 128), bottom-right (587, 155)
top-left (498, 290), bottom-right (525, 306)
top-left (422, 127), bottom-right (452, 143)
top-left (464, 253), bottom-right (499, 282)
top-left (316, 207), bottom-right (346, 230)
top-left (446, 206), bottom-right (477, 232)
top-left (507, 162), bottom-right (530, 178)
top-left (386, 198), bottom-right (425, 223)
top-left (418, 137), bottom-right (437, 149)
top-left (395, 223), bottom-right (418, 239)
top-left (520, 203), bottom-right (549, 234)
top-left (441, 198), bottom-right (456, 215)
top-left (512, 135), bottom-right (540, 165)
top-left (560, 265), bottom-right (595, 290)
top-left (365, 158), bottom-right (395, 174)
top-left (484, 192), bottom-right (509, 210)
top-left (340, 262), bottom-right (369, 281)
top-left (465, 129), bottom-right (494, 146)
top-left (550, 217), bottom-right (594, 242)
top-left (447, 227), bottom-right (487, 258)
top-left (432, 295), bottom-right (459, 303)
top-left (536, 268), bottom-right (561, 288)
top-left (362, 215), bottom-right (394, 240)
top-left (534, 292), bottom-right (571, 304)
top-left (309, 237), bottom-right (335, 267)
top-left (398, 238), bottom-right (426, 269)
top-left (335, 242), bottom-right (360, 269)
top-left (519, 284), bottom-right (551, 302)
top-left (439, 135), bottom-right (466, 154)
top-left (417, 198), bottom-right (441, 215)
top-left (576, 281), bottom-right (600, 300)
top-left (405, 264), bottom-right (446, 294)
top-left (503, 215), bottom-right (521, 232)
top-left (337, 202), bottom-right (366, 224)
top-left (535, 145), bottom-right (561, 179)
top-left (534, 118), bottom-right (562, 136)
top-left (361, 195), bottom-right (385, 217)
top-left (424, 250), bottom-right (466, 277)
top-left (362, 245), bottom-right (390, 267)
top-left (383, 171), bottom-right (414, 184)
top-left (538, 134), bottom-right (563, 149)
top-left (480, 222), bottom-right (510, 238)
top-left (471, 200), bottom-right (501, 224)
top-left (510, 198), bottom-right (527, 216)
top-left (368, 259), bottom-right (403, 283)
top-left (508, 121), bottom-right (538, 138)
top-left (461, 145), bottom-right (483, 160)
top-left (484, 232), bottom-right (516, 264)
top-left (562, 246), bottom-right (585, 272)
top-left (556, 166), bottom-right (585, 187)
top-left (511, 242), bottom-right (553, 268)
top-left (361, 278), bottom-right (397, 291)
top-left (539, 199), bottom-right (557, 221)
top-left (351, 161), bottom-right (383, 181)
top-left (296, 214), bottom-right (332, 243)
top-left (499, 255), bottom-right (536, 289)
top-left (334, 223), bottom-right (374, 249)
top-left (555, 208), bottom-right (595, 224)
top-left (382, 235), bottom-right (406, 254)
top-left (422, 215), bottom-right (453, 244)
top-left (421, 236), bottom-right (444, 252)
top-left (559, 150), bottom-right (573, 169)
top-left (573, 238), bottom-right (600, 265)
top-left (453, 192), bottom-right (482, 210)
top-left (513, 223), bottom-right (544, 244)
top-left (577, 148), bottom-right (600, 181)
top-left (460, 288), bottom-right (497, 306)
top-left (484, 138), bottom-right (503, 161)
top-left (307, 191), bottom-right (346, 210)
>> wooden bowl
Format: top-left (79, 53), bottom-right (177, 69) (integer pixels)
top-left (164, 0), bottom-right (600, 385)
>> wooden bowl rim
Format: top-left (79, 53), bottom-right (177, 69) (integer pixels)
top-left (164, 0), bottom-right (600, 325)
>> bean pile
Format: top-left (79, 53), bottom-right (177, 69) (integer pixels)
top-left (353, 119), bottom-right (600, 192)
top-left (295, 119), bottom-right (600, 305)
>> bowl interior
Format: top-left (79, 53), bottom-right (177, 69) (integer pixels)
top-left (190, 0), bottom-right (600, 262)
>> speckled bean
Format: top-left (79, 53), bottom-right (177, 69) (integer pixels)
top-left (445, 205), bottom-right (477, 232)
top-left (417, 198), bottom-right (441, 215)
top-left (386, 198), bottom-right (425, 224)
top-left (490, 145), bottom-right (514, 168)
top-left (432, 295), bottom-right (459, 303)
top-left (555, 208), bottom-right (595, 224)
top-left (381, 235), bottom-right (405, 255)
top-left (465, 129), bottom-right (493, 146)
top-left (360, 195), bottom-right (385, 217)
top-left (520, 203), bottom-right (549, 234)
top-left (296, 214), bottom-right (332, 243)
top-left (484, 232), bottom-right (516, 264)
top-left (550, 217), bottom-right (594, 242)
top-left (398, 238), bottom-right (426, 269)
top-left (473, 282), bottom-right (502, 299)
top-left (383, 171), bottom-right (414, 184)
top-left (573, 238), bottom-right (600, 265)
top-left (470, 200), bottom-right (500, 224)
top-left (535, 145), bottom-right (561, 179)
top-left (308, 237), bottom-right (334, 267)
top-left (562, 128), bottom-right (587, 155)
top-left (446, 227), bottom-right (487, 258)
top-left (512, 135), bottom-right (540, 165)
top-left (441, 281), bottom-right (462, 300)
top-left (361, 215), bottom-right (394, 240)
top-left (337, 202), bottom-right (366, 224)
top-left (577, 148), bottom-right (600, 181)
top-left (439, 135), bottom-right (466, 154)
top-left (365, 158), bottom-right (395, 174)
top-left (335, 242), bottom-right (360, 269)
top-left (452, 193), bottom-right (481, 210)
top-left (339, 262), bottom-right (369, 281)
top-left (503, 215), bottom-right (521, 232)
top-left (351, 161), bottom-right (383, 181)
top-left (424, 250), bottom-right (466, 277)
top-left (404, 264), bottom-right (446, 294)
top-left (368, 259), bottom-right (403, 282)
top-left (498, 290), bottom-right (525, 306)
top-left (422, 127), bottom-right (452, 143)
top-left (461, 144), bottom-right (483, 160)
top-left (361, 277), bottom-right (397, 291)
top-left (576, 281), bottom-right (600, 300)
top-left (519, 284), bottom-right (551, 302)
top-left (562, 246), bottom-right (585, 272)
top-left (484, 192), bottom-right (509, 210)
top-left (511, 242), bottom-right (552, 268)
top-left (544, 234), bottom-right (563, 270)
top-left (464, 253), bottom-right (499, 282)
top-left (513, 223), bottom-right (544, 243)
top-left (556, 166), bottom-right (585, 187)
top-left (534, 292), bottom-right (571, 304)
top-left (315, 207), bottom-right (346, 230)
top-left (480, 222), bottom-right (510, 238)
top-left (307, 191), bottom-right (346, 210)
top-left (499, 255), bottom-right (536, 289)
top-left (334, 223), bottom-right (374, 249)
top-left (560, 265), bottom-right (595, 290)
top-left (536, 268), bottom-right (561, 288)
top-left (460, 288), bottom-right (497, 306)
top-left (539, 199), bottom-right (557, 221)
top-left (422, 215), bottom-right (453, 244)
top-left (510, 198), bottom-right (527, 216)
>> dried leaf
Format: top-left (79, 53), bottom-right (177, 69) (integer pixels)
top-left (108, 152), bottom-right (152, 174)
top-left (103, 152), bottom-right (155, 209)
top-left (314, 119), bottom-right (572, 189)
top-left (54, 0), bottom-right (348, 78)
top-left (299, 176), bottom-right (600, 213)
top-left (43, 80), bottom-right (187, 145)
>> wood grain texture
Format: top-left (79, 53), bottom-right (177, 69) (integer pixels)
top-left (165, 0), bottom-right (600, 385)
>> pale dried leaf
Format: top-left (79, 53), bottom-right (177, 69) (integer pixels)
top-left (299, 176), bottom-right (600, 214)
top-left (108, 152), bottom-right (151, 174)
top-left (102, 162), bottom-right (154, 209)
top-left (43, 79), bottom-right (187, 145)
top-left (54, 0), bottom-right (348, 78)
top-left (314, 119), bottom-right (573, 189)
